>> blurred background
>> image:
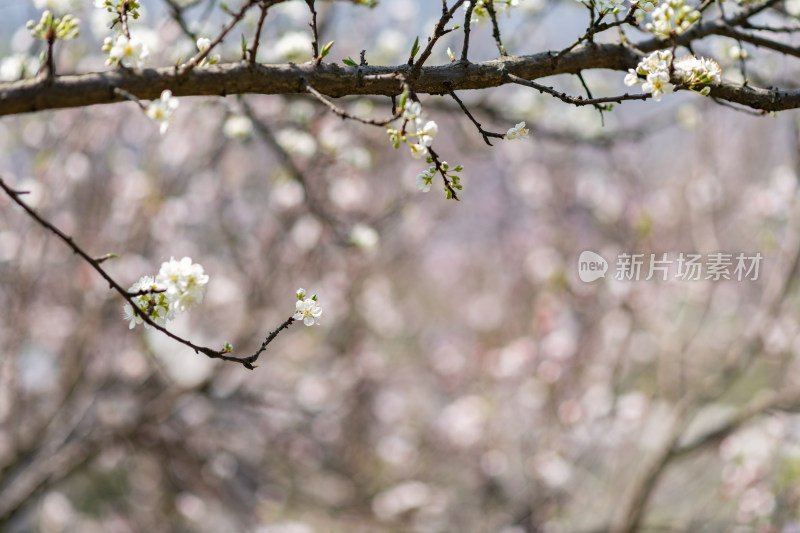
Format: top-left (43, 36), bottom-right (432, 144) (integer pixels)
top-left (2, 0), bottom-right (800, 531)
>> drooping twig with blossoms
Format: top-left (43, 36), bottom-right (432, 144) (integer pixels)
top-left (0, 175), bottom-right (321, 370)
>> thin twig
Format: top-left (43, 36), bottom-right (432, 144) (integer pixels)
top-left (710, 96), bottom-right (769, 116)
top-left (164, 0), bottom-right (198, 41)
top-left (742, 22), bottom-right (800, 33)
top-left (304, 81), bottom-right (401, 126)
top-left (249, 2), bottom-right (270, 64)
top-left (446, 86), bottom-right (504, 146)
top-left (576, 71), bottom-right (607, 125)
top-left (673, 387), bottom-right (800, 458)
top-left (485, 0), bottom-right (507, 56)
top-left (609, 397), bottom-right (695, 533)
top-left (240, 97), bottom-right (342, 235)
top-left (553, 7), bottom-right (638, 66)
top-left (237, 316), bottom-right (296, 367)
top-left (412, 0), bottom-right (466, 77)
top-left (113, 87), bottom-right (147, 110)
top-left (506, 72), bottom-right (651, 106)
top-left (118, 3), bottom-right (131, 39)
top-left (0, 175), bottom-right (295, 370)
top-left (43, 33), bottom-right (56, 81)
top-left (179, 0), bottom-right (259, 76)
top-left (428, 146), bottom-right (460, 201)
top-left (305, 0), bottom-right (321, 63)
top-left (461, 0), bottom-right (475, 61)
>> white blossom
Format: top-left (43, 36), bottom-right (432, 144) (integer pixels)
top-left (645, 0), bottom-right (701, 37)
top-left (592, 0), bottom-right (625, 14)
top-left (34, 0), bottom-right (80, 12)
top-left (223, 115), bottom-right (253, 140)
top-left (642, 70), bottom-right (674, 101)
top-left (416, 167), bottom-right (435, 192)
top-left (505, 121), bottom-right (529, 140)
top-left (674, 55), bottom-right (722, 86)
top-left (0, 54), bottom-right (39, 82)
top-left (122, 276), bottom-right (173, 330)
top-left (294, 289), bottom-right (322, 326)
top-left (276, 128), bottom-right (317, 157)
top-left (465, 0), bottom-right (520, 24)
top-left (146, 90), bottom-right (179, 135)
top-left (156, 257), bottom-right (209, 312)
top-left (349, 224), bottom-right (380, 249)
top-left (402, 101), bottom-right (422, 123)
top-left (275, 31), bottom-right (311, 62)
top-left (632, 0), bottom-right (658, 11)
top-left (625, 49), bottom-right (720, 100)
top-left (416, 120), bottom-right (438, 147)
top-left (195, 36), bottom-right (220, 65)
top-left (624, 68), bottom-right (639, 87)
top-left (107, 33), bottom-right (149, 68)
top-left (409, 143), bottom-right (427, 159)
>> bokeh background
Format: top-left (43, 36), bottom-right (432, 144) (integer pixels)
top-left (2, 0), bottom-right (800, 532)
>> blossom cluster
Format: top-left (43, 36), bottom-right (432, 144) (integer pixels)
top-left (645, 0), bottom-right (701, 37)
top-left (195, 37), bottom-right (221, 67)
top-left (624, 49), bottom-right (721, 101)
top-left (465, 0), bottom-right (520, 23)
top-left (96, 0), bottom-right (147, 68)
top-left (294, 288), bottom-right (323, 326)
top-left (95, 0), bottom-right (141, 18)
top-left (675, 55), bottom-right (723, 88)
top-left (27, 10), bottom-right (80, 41)
top-left (95, 0), bottom-right (181, 135)
top-left (123, 257), bottom-right (209, 329)
top-left (101, 34), bottom-right (145, 68)
top-left (582, 0), bottom-right (625, 15)
top-left (386, 98), bottom-right (439, 160)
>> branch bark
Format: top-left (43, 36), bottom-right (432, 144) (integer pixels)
top-left (0, 43), bottom-right (727, 117)
top-left (2, 41), bottom-right (796, 117)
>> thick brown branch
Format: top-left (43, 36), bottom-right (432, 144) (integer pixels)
top-left (0, 44), bottom-right (638, 116)
top-left (2, 42), bottom-right (800, 116)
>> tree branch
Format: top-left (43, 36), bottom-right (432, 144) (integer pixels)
top-left (0, 175), bottom-right (297, 370)
top-left (0, 44), bottom-right (642, 116)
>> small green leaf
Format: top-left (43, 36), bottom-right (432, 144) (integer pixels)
top-left (241, 33), bottom-right (247, 55)
top-left (342, 57), bottom-right (357, 66)
top-left (399, 89), bottom-right (408, 114)
top-left (410, 36), bottom-right (420, 59)
top-left (320, 40), bottom-right (334, 58)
